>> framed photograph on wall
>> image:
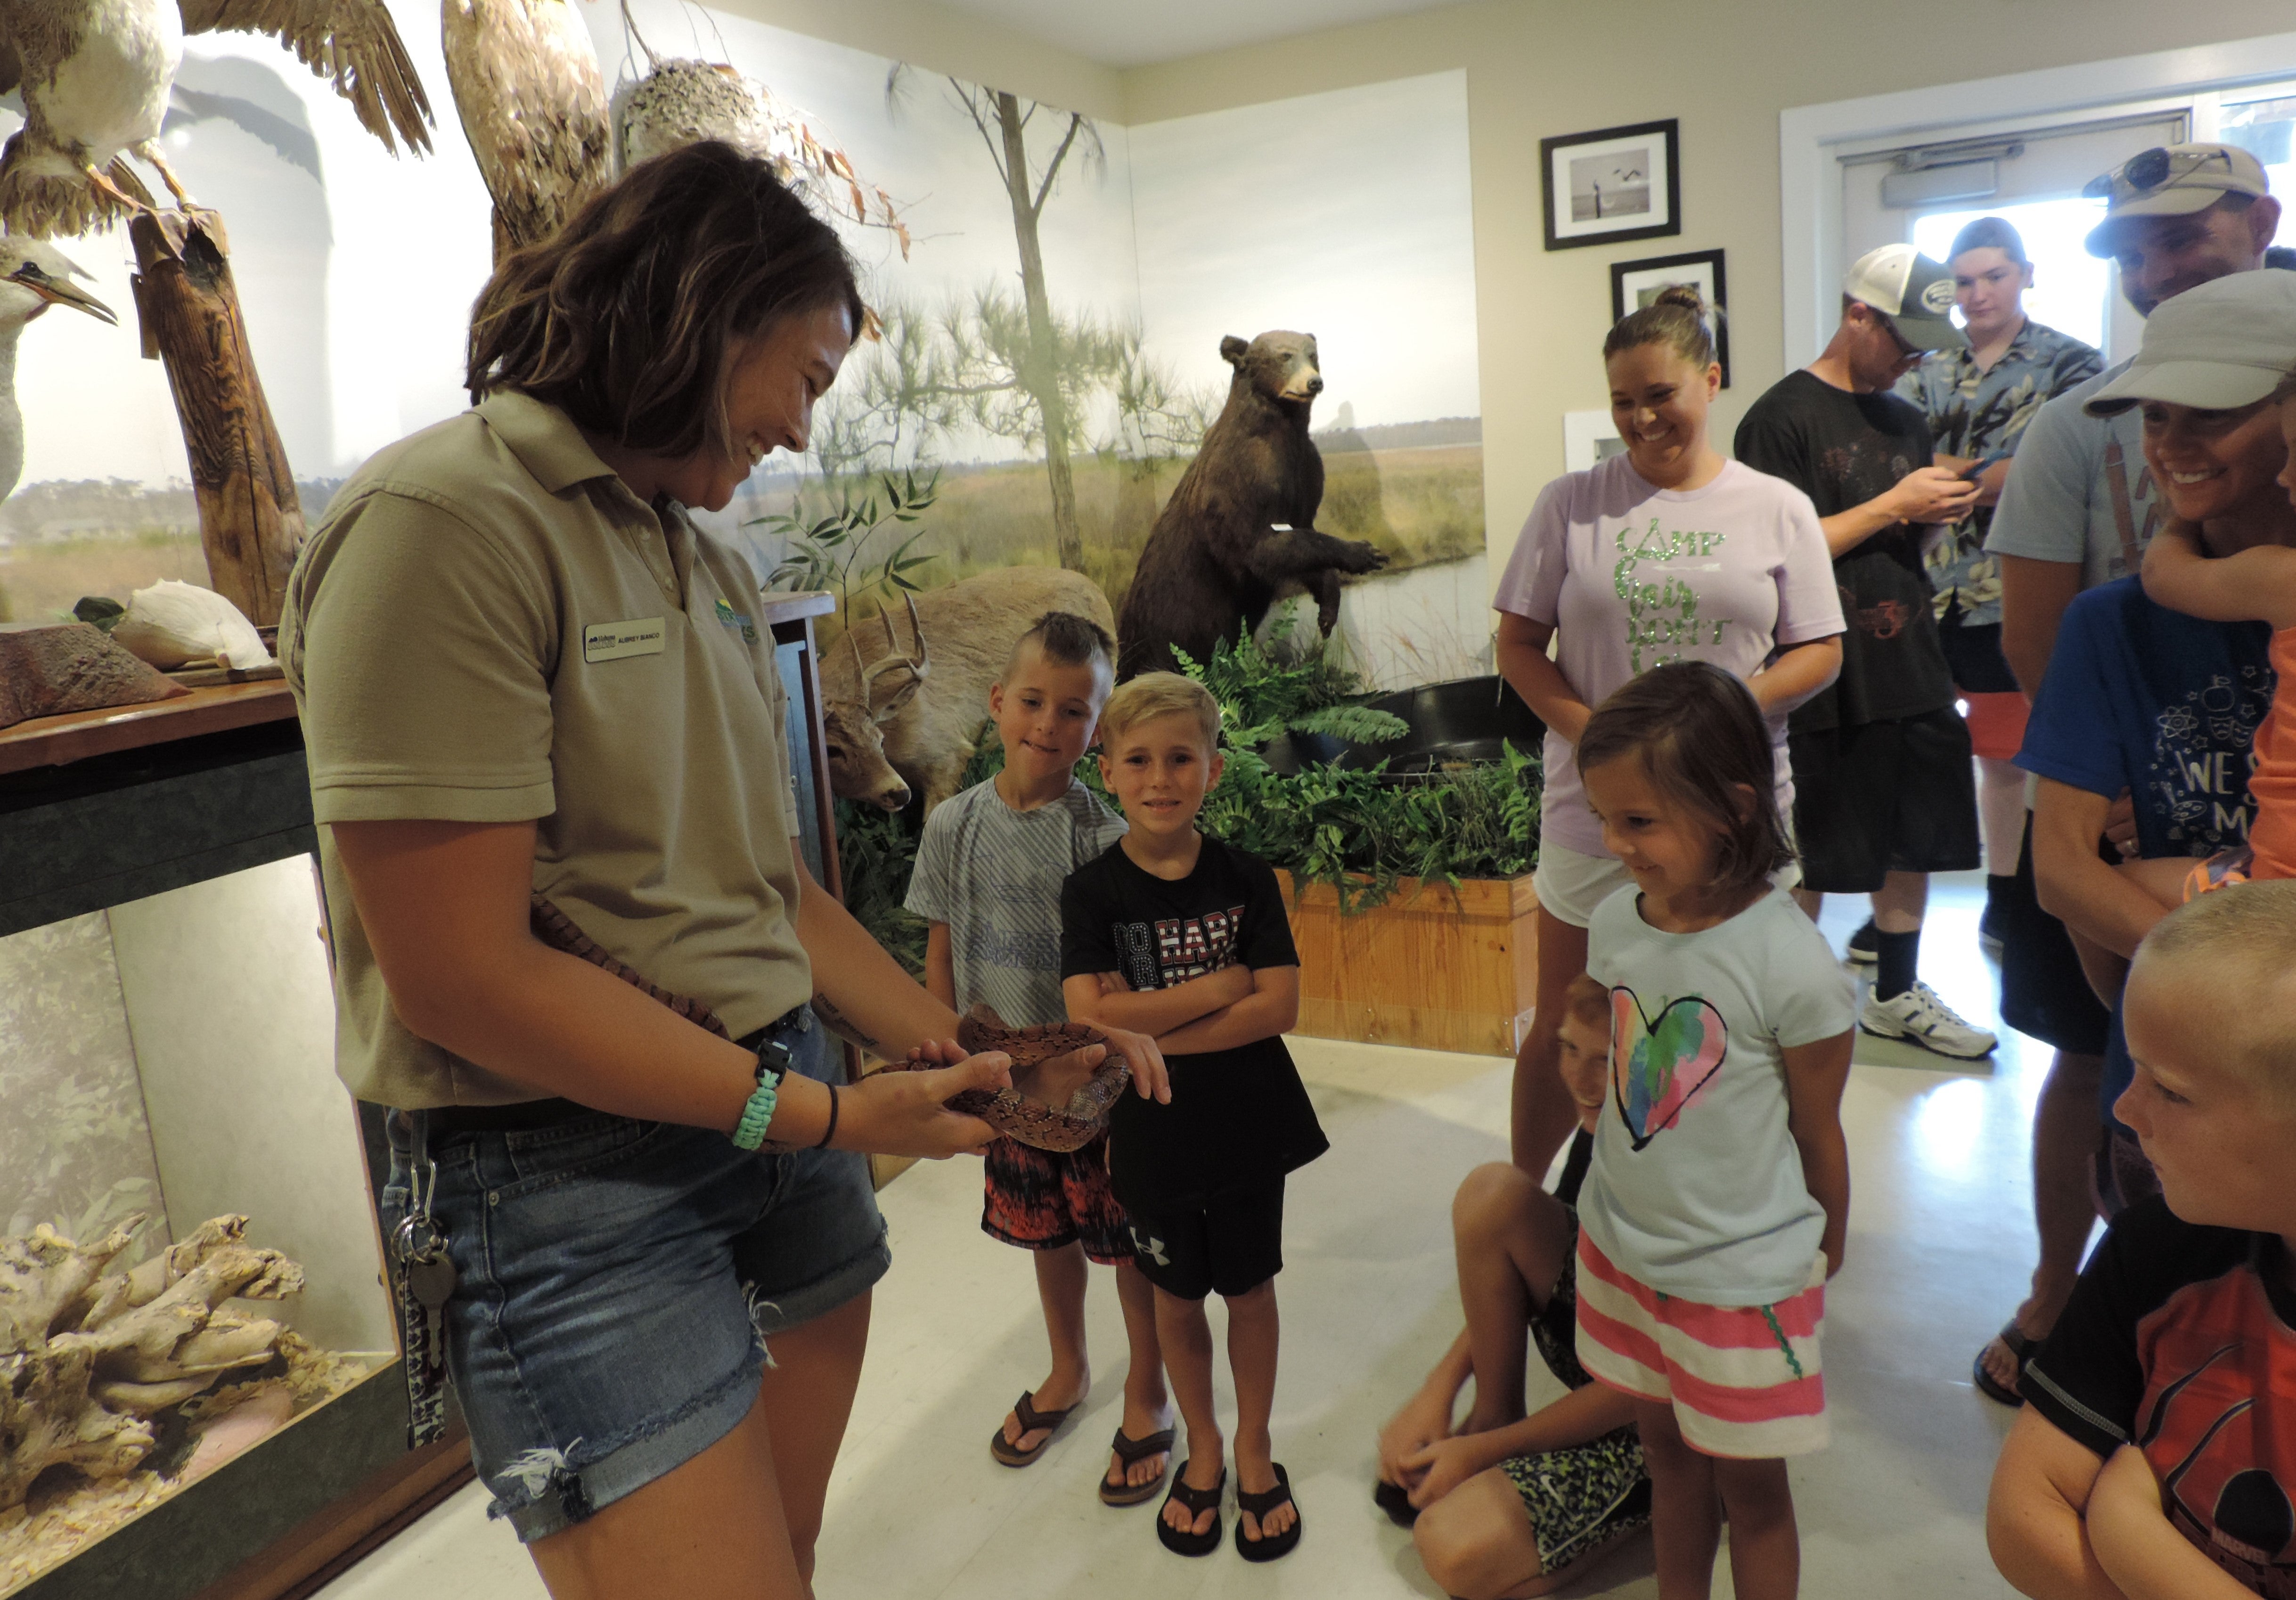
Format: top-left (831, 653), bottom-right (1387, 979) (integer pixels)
top-left (1610, 248), bottom-right (1730, 387)
top-left (1541, 119), bottom-right (1679, 250)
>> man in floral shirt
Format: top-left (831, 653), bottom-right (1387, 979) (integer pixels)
top-left (1894, 216), bottom-right (2101, 952)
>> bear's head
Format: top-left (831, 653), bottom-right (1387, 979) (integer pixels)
top-left (1221, 331), bottom-right (1322, 411)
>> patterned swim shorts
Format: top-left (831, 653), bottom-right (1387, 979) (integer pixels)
top-left (1500, 1427), bottom-right (1652, 1575)
top-left (981, 1130), bottom-right (1134, 1265)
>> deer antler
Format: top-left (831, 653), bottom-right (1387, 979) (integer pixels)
top-left (857, 596), bottom-right (930, 725)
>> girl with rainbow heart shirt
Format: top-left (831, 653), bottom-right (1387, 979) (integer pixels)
top-left (1571, 661), bottom-right (1857, 1600)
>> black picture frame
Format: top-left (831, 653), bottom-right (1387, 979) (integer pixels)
top-left (1540, 119), bottom-right (1681, 251)
top-left (1610, 248), bottom-right (1730, 388)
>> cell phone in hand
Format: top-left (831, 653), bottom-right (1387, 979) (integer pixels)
top-left (1961, 455), bottom-right (2010, 481)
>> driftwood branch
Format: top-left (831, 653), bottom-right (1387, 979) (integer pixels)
top-left (127, 210), bottom-right (305, 628)
top-left (0, 1215), bottom-right (304, 1510)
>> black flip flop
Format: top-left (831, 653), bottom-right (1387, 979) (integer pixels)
top-left (1973, 1321), bottom-right (2040, 1407)
top-left (1156, 1461), bottom-right (1226, 1556)
top-left (989, 1389), bottom-right (1077, 1466)
top-left (1236, 1462), bottom-right (1301, 1562)
top-left (1373, 1477), bottom-right (1418, 1528)
top-left (1100, 1424), bottom-right (1176, 1506)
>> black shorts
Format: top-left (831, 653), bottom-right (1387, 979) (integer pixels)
top-left (1788, 708), bottom-right (1982, 894)
top-left (1937, 617), bottom-right (2022, 696)
top-left (1123, 1179), bottom-right (1285, 1301)
top-left (1996, 810), bottom-right (2112, 1056)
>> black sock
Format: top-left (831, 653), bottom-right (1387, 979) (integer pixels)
top-left (1875, 929), bottom-right (1921, 1001)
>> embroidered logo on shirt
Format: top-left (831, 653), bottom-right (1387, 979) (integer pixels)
top-left (1611, 986), bottom-right (1729, 1150)
top-left (713, 597), bottom-right (760, 645)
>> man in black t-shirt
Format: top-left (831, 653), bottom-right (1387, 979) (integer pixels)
top-left (1988, 886), bottom-right (2296, 1598)
top-left (1735, 243), bottom-right (1994, 1061)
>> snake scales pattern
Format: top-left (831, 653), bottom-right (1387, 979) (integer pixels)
top-left (529, 898), bottom-right (1128, 1151)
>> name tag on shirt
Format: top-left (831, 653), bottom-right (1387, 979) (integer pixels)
top-left (583, 617), bottom-right (666, 663)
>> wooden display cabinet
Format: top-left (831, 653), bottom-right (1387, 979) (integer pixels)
top-left (0, 592), bottom-right (844, 1600)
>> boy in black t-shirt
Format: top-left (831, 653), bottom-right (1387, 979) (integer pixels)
top-left (1987, 885), bottom-right (2296, 1599)
top-left (1062, 672), bottom-right (1328, 1563)
top-left (1735, 243), bottom-right (1996, 1061)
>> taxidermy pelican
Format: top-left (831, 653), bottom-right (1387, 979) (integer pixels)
top-left (609, 11), bottom-right (907, 256)
top-left (0, 240), bottom-right (117, 505)
top-left (441, 0), bottom-right (611, 261)
top-left (0, 0), bottom-right (433, 237)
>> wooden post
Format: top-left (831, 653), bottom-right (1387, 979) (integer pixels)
top-left (128, 210), bottom-right (305, 627)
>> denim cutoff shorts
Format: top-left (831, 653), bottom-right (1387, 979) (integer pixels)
top-left (379, 1008), bottom-right (889, 1542)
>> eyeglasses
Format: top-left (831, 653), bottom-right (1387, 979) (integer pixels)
top-left (2083, 146), bottom-right (2235, 205)
top-left (1873, 313), bottom-right (1921, 360)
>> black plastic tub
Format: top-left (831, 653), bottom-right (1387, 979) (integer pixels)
top-left (1259, 675), bottom-right (1545, 778)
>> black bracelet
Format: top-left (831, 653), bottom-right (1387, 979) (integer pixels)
top-left (814, 1083), bottom-right (841, 1151)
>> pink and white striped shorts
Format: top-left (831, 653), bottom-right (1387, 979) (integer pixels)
top-left (1572, 1227), bottom-right (1828, 1459)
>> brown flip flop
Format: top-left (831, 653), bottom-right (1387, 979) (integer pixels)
top-left (1099, 1424), bottom-right (1176, 1506)
top-left (989, 1389), bottom-right (1078, 1466)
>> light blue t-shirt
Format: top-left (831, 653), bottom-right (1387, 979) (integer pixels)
top-left (1579, 884), bottom-right (1857, 1306)
top-left (904, 776), bottom-right (1127, 1028)
top-left (1984, 359), bottom-right (2160, 593)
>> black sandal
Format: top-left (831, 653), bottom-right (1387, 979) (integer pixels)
top-left (1100, 1424), bottom-right (1176, 1506)
top-left (1156, 1461), bottom-right (1226, 1556)
top-left (1373, 1477), bottom-right (1417, 1528)
top-left (1235, 1462), bottom-right (1301, 1562)
top-left (1973, 1321), bottom-right (2040, 1408)
top-left (989, 1390), bottom-right (1077, 1466)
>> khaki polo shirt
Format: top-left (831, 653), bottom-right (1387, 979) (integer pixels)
top-left (280, 392), bottom-right (811, 1107)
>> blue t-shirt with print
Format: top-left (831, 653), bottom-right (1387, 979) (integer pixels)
top-left (2015, 577), bottom-right (2272, 857)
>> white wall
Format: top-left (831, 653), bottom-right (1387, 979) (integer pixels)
top-left (108, 859), bottom-right (395, 1356)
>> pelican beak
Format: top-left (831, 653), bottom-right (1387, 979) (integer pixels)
top-left (12, 264), bottom-right (118, 326)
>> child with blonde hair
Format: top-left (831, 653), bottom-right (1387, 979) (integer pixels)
top-left (1571, 660), bottom-right (1857, 1599)
top-left (1988, 884), bottom-right (2296, 1599)
top-left (1062, 672), bottom-right (1328, 1561)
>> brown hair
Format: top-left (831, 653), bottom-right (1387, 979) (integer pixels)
top-left (1948, 216), bottom-right (2029, 266)
top-left (1098, 671), bottom-right (1221, 751)
top-left (1603, 282), bottom-right (1721, 371)
top-left (466, 139), bottom-right (866, 464)
top-left (1561, 971), bottom-right (1611, 1033)
top-left (1576, 660), bottom-right (1793, 898)
top-left (1006, 610), bottom-right (1115, 681)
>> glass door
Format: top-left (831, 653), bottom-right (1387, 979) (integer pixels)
top-left (1842, 112), bottom-right (2187, 365)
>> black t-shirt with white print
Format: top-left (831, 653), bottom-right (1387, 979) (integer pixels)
top-left (2022, 1195), bottom-right (2296, 1596)
top-left (1060, 835), bottom-right (1329, 1210)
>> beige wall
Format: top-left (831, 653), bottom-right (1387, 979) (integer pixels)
top-left (1121, 0), bottom-right (2296, 569)
top-left (714, 0), bottom-right (2296, 573)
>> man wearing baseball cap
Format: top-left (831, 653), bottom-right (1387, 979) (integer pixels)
top-left (1736, 245), bottom-right (1995, 1060)
top-left (1974, 142), bottom-right (2280, 1415)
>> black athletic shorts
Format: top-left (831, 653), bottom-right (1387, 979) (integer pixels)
top-left (1787, 707), bottom-right (1982, 894)
top-left (1937, 617), bottom-right (2023, 696)
top-left (1123, 1179), bottom-right (1284, 1301)
top-left (1996, 810), bottom-right (2112, 1056)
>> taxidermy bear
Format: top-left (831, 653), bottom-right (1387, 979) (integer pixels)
top-left (1116, 330), bottom-right (1386, 678)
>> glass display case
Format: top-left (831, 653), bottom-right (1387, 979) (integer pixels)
top-left (0, 590), bottom-right (846, 1600)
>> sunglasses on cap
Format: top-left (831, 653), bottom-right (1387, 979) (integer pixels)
top-left (2083, 146), bottom-right (2236, 205)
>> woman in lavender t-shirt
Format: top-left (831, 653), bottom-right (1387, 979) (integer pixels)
top-left (1494, 286), bottom-right (1845, 1176)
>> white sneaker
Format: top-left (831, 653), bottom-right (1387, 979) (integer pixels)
top-left (1860, 981), bottom-right (1998, 1059)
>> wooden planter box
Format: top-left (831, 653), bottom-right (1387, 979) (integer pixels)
top-left (1275, 869), bottom-right (1540, 1057)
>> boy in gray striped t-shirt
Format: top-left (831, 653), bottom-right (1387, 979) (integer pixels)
top-left (905, 612), bottom-right (1174, 1504)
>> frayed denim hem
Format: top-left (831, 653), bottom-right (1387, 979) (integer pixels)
top-left (487, 1346), bottom-right (768, 1543)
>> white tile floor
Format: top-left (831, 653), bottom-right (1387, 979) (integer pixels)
top-left (319, 872), bottom-right (2057, 1599)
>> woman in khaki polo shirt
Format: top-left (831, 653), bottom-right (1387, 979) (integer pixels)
top-left (282, 142), bottom-right (1166, 1599)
